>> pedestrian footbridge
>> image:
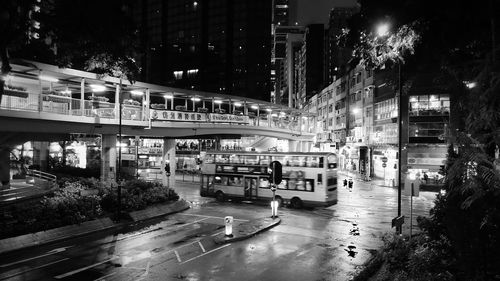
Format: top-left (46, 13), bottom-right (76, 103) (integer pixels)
top-left (1, 60), bottom-right (316, 141)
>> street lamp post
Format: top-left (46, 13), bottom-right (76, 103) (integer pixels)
top-left (117, 83), bottom-right (123, 220)
top-left (377, 22), bottom-right (403, 234)
top-left (396, 59), bottom-right (403, 235)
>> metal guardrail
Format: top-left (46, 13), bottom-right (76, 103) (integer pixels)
top-left (26, 169), bottom-right (57, 189)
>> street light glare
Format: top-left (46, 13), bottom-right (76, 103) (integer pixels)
top-left (90, 84), bottom-right (106, 92)
top-left (130, 90), bottom-right (144, 96)
top-left (377, 23), bottom-right (390, 37)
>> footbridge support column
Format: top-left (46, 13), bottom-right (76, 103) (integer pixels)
top-left (101, 134), bottom-right (117, 182)
top-left (162, 138), bottom-right (176, 189)
top-left (0, 148), bottom-right (10, 190)
top-left (32, 141), bottom-right (49, 171)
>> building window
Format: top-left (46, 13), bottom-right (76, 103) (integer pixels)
top-left (409, 94), bottom-right (450, 116)
top-left (173, 71), bottom-right (183, 80)
top-left (409, 122), bottom-right (447, 137)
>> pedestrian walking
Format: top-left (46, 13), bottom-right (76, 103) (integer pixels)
top-left (348, 178), bottom-right (353, 192)
top-left (343, 178), bottom-right (348, 189)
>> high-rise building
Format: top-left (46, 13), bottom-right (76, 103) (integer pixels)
top-left (324, 6), bottom-right (358, 84)
top-left (134, 0), bottom-right (272, 101)
top-left (295, 24), bottom-right (325, 108)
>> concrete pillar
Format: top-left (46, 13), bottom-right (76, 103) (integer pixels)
top-left (101, 134), bottom-right (117, 182)
top-left (33, 141), bottom-right (49, 171)
top-left (0, 148), bottom-right (10, 189)
top-left (162, 138), bottom-right (176, 189)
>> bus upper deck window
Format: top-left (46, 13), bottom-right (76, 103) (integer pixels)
top-left (319, 157), bottom-right (324, 168)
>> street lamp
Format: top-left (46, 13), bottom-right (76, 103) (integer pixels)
top-left (117, 88), bottom-right (144, 219)
top-left (376, 22), bottom-right (403, 235)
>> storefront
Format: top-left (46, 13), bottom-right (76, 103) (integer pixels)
top-left (406, 144), bottom-right (447, 186)
top-left (372, 146), bottom-right (399, 185)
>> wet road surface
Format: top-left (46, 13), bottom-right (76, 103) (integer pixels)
top-left (0, 176), bottom-right (436, 281)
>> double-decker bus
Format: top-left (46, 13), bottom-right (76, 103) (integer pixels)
top-left (200, 151), bottom-right (338, 208)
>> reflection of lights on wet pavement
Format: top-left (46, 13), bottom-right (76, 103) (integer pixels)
top-left (345, 244), bottom-right (358, 258)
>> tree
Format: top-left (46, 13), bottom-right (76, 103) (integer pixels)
top-left (2, 0), bottom-right (141, 92)
top-left (0, 0), bottom-right (42, 104)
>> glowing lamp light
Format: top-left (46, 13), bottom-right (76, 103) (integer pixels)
top-left (164, 94), bottom-right (173, 99)
top-left (376, 23), bottom-right (390, 37)
top-left (266, 108), bottom-right (272, 112)
top-left (251, 105), bottom-right (259, 110)
top-left (191, 97), bottom-right (201, 102)
top-left (224, 216), bottom-right (233, 237)
top-left (351, 108), bottom-right (360, 114)
top-left (130, 90), bottom-right (144, 96)
top-left (90, 84), bottom-right (106, 92)
top-left (214, 100), bottom-right (223, 104)
top-left (466, 81), bottom-right (477, 89)
top-left (234, 102), bottom-right (242, 107)
top-left (39, 75), bottom-right (59, 83)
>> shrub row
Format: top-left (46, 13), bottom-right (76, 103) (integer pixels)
top-left (0, 178), bottom-right (178, 239)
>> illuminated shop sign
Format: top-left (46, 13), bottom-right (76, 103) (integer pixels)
top-left (150, 110), bottom-right (207, 122)
top-left (150, 110), bottom-right (249, 124)
top-left (208, 113), bottom-right (249, 124)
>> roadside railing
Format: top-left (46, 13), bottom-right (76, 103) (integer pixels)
top-left (1, 90), bottom-right (308, 135)
top-left (26, 169), bottom-right (57, 189)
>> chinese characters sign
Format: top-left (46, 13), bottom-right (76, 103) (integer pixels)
top-left (150, 110), bottom-right (249, 124)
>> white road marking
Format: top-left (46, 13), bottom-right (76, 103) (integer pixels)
top-left (93, 271), bottom-right (116, 281)
top-left (54, 256), bottom-right (119, 279)
top-left (198, 241), bottom-right (206, 253)
top-left (0, 258), bottom-right (69, 280)
top-left (211, 230), bottom-right (224, 237)
top-left (0, 247), bottom-right (72, 268)
top-left (174, 250), bottom-right (182, 262)
top-left (178, 213), bottom-right (249, 222)
top-left (179, 244), bottom-right (231, 265)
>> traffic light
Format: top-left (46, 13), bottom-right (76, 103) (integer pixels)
top-left (269, 161), bottom-right (282, 185)
top-left (165, 163), bottom-right (171, 177)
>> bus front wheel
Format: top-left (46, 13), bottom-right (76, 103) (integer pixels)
top-left (290, 197), bottom-right (303, 209)
top-left (215, 191), bottom-right (225, 202)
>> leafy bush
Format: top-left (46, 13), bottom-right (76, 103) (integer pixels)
top-left (0, 178), bottom-right (178, 239)
top-left (99, 179), bottom-right (179, 212)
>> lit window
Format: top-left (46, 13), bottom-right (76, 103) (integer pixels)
top-left (174, 71), bottom-right (183, 80)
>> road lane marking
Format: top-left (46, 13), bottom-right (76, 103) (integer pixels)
top-left (54, 256), bottom-right (119, 279)
top-left (0, 246), bottom-right (72, 268)
top-left (179, 244), bottom-right (231, 265)
top-left (198, 241), bottom-right (206, 253)
top-left (0, 258), bottom-right (69, 280)
top-left (174, 250), bottom-right (182, 262)
top-left (211, 230), bottom-right (224, 237)
top-left (178, 213), bottom-right (249, 222)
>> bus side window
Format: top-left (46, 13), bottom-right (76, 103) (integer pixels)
top-left (319, 157), bottom-right (324, 168)
top-left (317, 173), bottom-right (323, 185)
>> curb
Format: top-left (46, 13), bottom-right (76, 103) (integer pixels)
top-left (352, 250), bottom-right (384, 281)
top-left (213, 217), bottom-right (281, 244)
top-left (0, 199), bottom-right (190, 256)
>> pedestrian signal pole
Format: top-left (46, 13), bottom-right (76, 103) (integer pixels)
top-left (269, 161), bottom-right (282, 218)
